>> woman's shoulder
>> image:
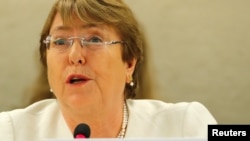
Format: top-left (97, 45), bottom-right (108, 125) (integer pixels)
top-left (24, 98), bottom-right (58, 113)
top-left (126, 99), bottom-right (206, 112)
top-left (127, 99), bottom-right (216, 137)
top-left (125, 99), bottom-right (217, 137)
top-left (126, 99), bottom-right (217, 123)
top-left (0, 99), bottom-right (58, 123)
top-left (0, 99), bottom-right (69, 140)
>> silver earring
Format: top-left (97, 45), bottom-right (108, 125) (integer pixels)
top-left (50, 88), bottom-right (53, 93)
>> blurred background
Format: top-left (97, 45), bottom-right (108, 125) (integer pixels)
top-left (0, 0), bottom-right (249, 124)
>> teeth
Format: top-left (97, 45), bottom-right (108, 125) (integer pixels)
top-left (70, 77), bottom-right (84, 84)
top-left (72, 77), bottom-right (80, 80)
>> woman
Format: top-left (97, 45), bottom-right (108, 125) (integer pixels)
top-left (0, 0), bottom-right (217, 140)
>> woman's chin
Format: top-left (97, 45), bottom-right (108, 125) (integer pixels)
top-left (59, 94), bottom-right (92, 108)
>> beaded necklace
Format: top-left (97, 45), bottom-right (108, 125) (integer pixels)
top-left (117, 103), bottom-right (129, 138)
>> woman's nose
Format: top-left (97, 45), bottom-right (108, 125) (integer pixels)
top-left (68, 41), bottom-right (85, 65)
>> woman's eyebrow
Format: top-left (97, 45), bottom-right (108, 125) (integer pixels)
top-left (81, 23), bottom-right (97, 28)
top-left (50, 25), bottom-right (71, 34)
top-left (80, 24), bottom-right (106, 31)
top-left (50, 24), bottom-right (103, 33)
top-left (50, 24), bottom-right (95, 31)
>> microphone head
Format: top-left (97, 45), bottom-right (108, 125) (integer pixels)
top-left (73, 123), bottom-right (91, 138)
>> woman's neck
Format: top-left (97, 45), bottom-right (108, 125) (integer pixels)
top-left (60, 101), bottom-right (125, 138)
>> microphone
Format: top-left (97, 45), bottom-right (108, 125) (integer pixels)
top-left (73, 123), bottom-right (91, 139)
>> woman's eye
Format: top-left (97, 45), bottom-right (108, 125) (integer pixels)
top-left (53, 38), bottom-right (67, 45)
top-left (88, 36), bottom-right (103, 43)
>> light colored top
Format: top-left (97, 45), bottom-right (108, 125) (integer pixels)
top-left (0, 99), bottom-right (217, 141)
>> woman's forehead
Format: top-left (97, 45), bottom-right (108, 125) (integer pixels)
top-left (50, 13), bottom-right (109, 33)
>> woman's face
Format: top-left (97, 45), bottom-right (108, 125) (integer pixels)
top-left (46, 13), bottom-right (136, 110)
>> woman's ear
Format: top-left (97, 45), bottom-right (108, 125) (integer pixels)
top-left (126, 58), bottom-right (137, 83)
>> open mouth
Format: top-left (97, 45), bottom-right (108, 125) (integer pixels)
top-left (67, 75), bottom-right (89, 84)
top-left (70, 77), bottom-right (86, 84)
